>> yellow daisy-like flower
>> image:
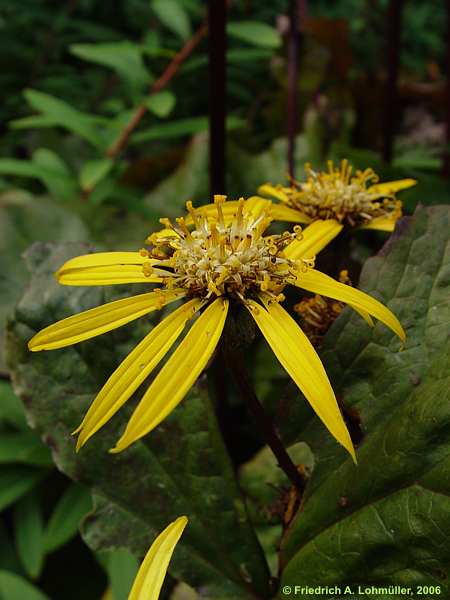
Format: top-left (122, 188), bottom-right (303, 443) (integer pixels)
top-left (28, 195), bottom-right (405, 459)
top-left (129, 516), bottom-right (187, 600)
top-left (259, 159), bottom-right (416, 225)
top-left (185, 161), bottom-right (416, 261)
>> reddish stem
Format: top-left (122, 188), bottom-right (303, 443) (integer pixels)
top-left (106, 21), bottom-right (208, 158)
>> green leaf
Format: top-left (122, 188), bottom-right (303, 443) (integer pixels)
top-left (144, 90), bottom-right (176, 118)
top-left (0, 520), bottom-right (21, 574)
top-left (133, 115), bottom-right (244, 143)
top-left (6, 242), bottom-right (271, 599)
top-left (70, 42), bottom-right (152, 93)
top-left (151, 0), bottom-right (192, 41)
top-left (182, 49), bottom-right (272, 74)
top-left (23, 89), bottom-right (104, 149)
top-left (0, 190), bottom-right (90, 374)
top-left (79, 158), bottom-right (114, 192)
top-left (142, 133), bottom-right (209, 217)
top-left (227, 134), bottom-right (315, 198)
top-left (0, 152), bottom-right (78, 201)
top-left (0, 382), bottom-right (26, 430)
top-left (13, 493), bottom-right (45, 579)
top-left (0, 467), bottom-right (44, 512)
top-left (0, 570), bottom-right (50, 600)
top-left (32, 149), bottom-right (78, 201)
top-left (44, 482), bottom-right (92, 553)
top-left (227, 21), bottom-right (282, 49)
top-left (9, 115), bottom-right (60, 130)
top-left (0, 159), bottom-right (43, 179)
top-left (105, 549), bottom-right (139, 600)
top-left (279, 206), bottom-right (450, 594)
top-left (0, 432), bottom-right (53, 467)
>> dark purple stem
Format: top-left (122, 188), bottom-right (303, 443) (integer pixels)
top-left (442, 0), bottom-right (450, 177)
top-left (287, 0), bottom-right (301, 179)
top-left (382, 0), bottom-right (405, 163)
top-left (220, 313), bottom-right (304, 492)
top-left (208, 0), bottom-right (227, 198)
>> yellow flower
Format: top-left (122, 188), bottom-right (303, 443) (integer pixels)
top-left (255, 159), bottom-right (416, 255)
top-left (128, 516), bottom-right (187, 600)
top-left (28, 196), bottom-right (405, 460)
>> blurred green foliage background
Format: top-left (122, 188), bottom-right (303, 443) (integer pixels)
top-left (0, 0), bottom-right (448, 598)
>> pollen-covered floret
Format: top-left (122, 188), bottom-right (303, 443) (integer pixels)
top-left (147, 195), bottom-right (313, 302)
top-left (267, 159), bottom-right (402, 227)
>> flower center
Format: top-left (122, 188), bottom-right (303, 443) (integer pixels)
top-left (146, 195), bottom-right (311, 302)
top-left (286, 160), bottom-right (400, 226)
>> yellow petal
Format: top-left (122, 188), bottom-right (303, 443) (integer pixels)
top-left (149, 228), bottom-right (179, 243)
top-left (57, 252), bottom-right (170, 286)
top-left (101, 588), bottom-right (112, 600)
top-left (247, 298), bottom-right (355, 461)
top-left (269, 202), bottom-right (311, 224)
top-left (28, 290), bottom-right (184, 352)
top-left (348, 305), bottom-right (374, 327)
top-left (367, 179), bottom-right (417, 195)
top-left (57, 252), bottom-right (149, 272)
top-left (243, 196), bottom-right (273, 218)
top-left (284, 219), bottom-right (343, 260)
top-left (258, 183), bottom-right (290, 203)
top-left (185, 201), bottom-right (240, 225)
top-left (58, 264), bottom-right (169, 286)
top-left (75, 299), bottom-right (204, 449)
top-left (183, 198), bottom-right (273, 227)
top-left (294, 269), bottom-right (405, 341)
top-left (129, 516), bottom-right (188, 600)
top-left (360, 216), bottom-right (397, 232)
top-left (111, 297), bottom-right (229, 452)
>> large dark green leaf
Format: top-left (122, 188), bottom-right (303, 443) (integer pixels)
top-left (0, 190), bottom-right (90, 374)
top-left (6, 242), bottom-right (271, 599)
top-left (279, 206), bottom-right (450, 596)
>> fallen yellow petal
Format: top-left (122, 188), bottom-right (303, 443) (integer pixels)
top-left (111, 297), bottom-right (229, 452)
top-left (284, 219), bottom-right (343, 260)
top-left (295, 269), bottom-right (405, 341)
top-left (247, 298), bottom-right (355, 461)
top-left (28, 290), bottom-right (184, 351)
top-left (75, 298), bottom-right (204, 449)
top-left (129, 516), bottom-right (187, 600)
